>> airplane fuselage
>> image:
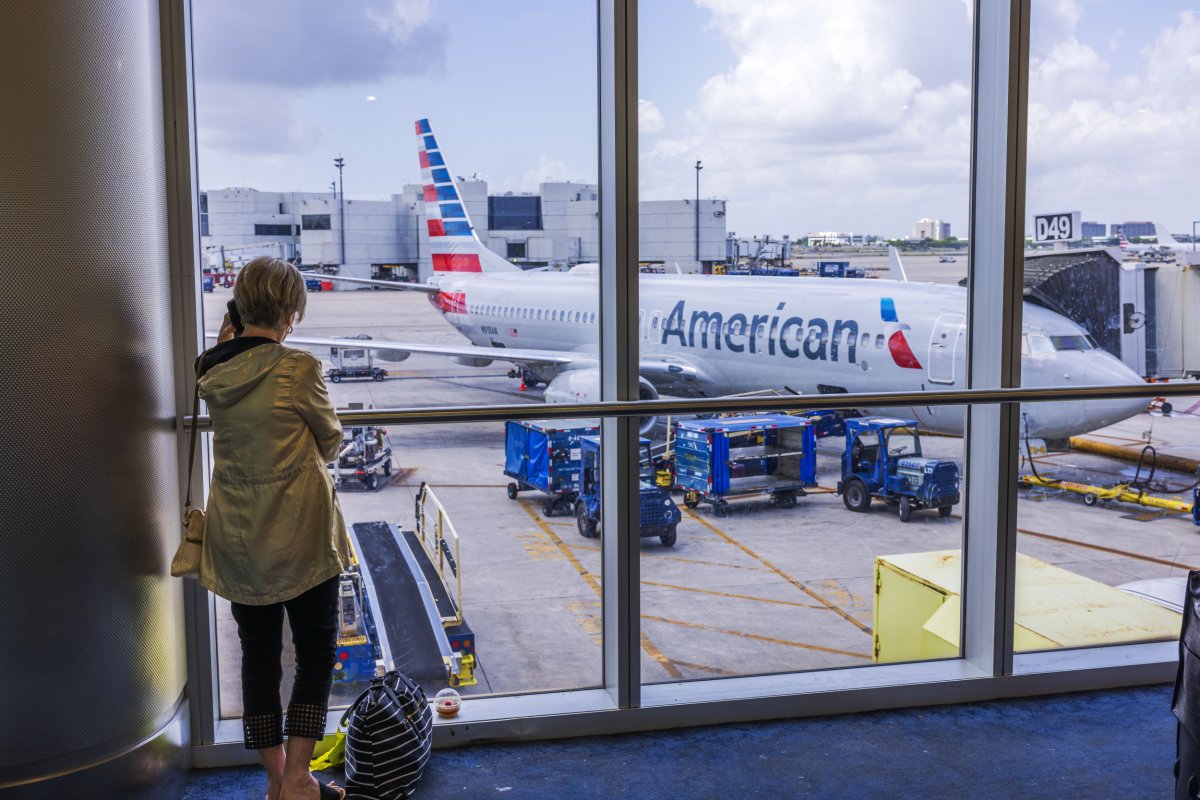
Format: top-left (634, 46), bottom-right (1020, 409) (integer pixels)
top-left (427, 271), bottom-right (1146, 439)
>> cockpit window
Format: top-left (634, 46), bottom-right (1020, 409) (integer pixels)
top-left (1050, 335), bottom-right (1093, 351)
top-left (1026, 334), bottom-right (1054, 356)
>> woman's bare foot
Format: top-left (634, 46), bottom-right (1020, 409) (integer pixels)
top-left (279, 772), bottom-right (320, 800)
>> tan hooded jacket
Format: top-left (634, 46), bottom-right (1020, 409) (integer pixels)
top-left (198, 344), bottom-right (352, 604)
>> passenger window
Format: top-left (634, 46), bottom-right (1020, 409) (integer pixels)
top-left (860, 333), bottom-right (870, 349)
top-left (875, 334), bottom-right (884, 349)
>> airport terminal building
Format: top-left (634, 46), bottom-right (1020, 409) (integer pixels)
top-left (201, 182), bottom-right (728, 281)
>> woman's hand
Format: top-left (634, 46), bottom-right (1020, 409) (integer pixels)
top-left (217, 312), bottom-right (237, 344)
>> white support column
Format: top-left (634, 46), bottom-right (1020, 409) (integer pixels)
top-left (963, 0), bottom-right (1030, 677)
top-left (597, 0), bottom-right (641, 708)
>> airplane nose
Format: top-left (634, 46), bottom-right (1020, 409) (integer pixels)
top-left (1081, 356), bottom-right (1148, 430)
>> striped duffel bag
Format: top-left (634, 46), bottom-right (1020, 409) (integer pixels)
top-left (344, 670), bottom-right (434, 799)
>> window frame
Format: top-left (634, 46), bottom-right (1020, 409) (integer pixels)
top-left (171, 0), bottom-right (1178, 765)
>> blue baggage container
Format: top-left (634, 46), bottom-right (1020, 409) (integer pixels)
top-left (504, 419), bottom-right (599, 517)
top-left (674, 414), bottom-right (816, 517)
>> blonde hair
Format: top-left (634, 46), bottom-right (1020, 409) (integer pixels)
top-left (233, 256), bottom-right (307, 330)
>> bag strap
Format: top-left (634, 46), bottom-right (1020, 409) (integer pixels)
top-left (185, 352), bottom-right (206, 511)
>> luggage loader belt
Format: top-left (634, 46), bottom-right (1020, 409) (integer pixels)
top-left (350, 521), bottom-right (451, 688)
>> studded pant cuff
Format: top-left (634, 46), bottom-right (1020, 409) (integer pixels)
top-left (242, 712), bottom-right (283, 750)
top-left (284, 703), bottom-right (328, 740)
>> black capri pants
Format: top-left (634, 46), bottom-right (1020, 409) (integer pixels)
top-left (230, 576), bottom-right (340, 749)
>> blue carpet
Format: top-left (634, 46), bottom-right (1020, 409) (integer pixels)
top-left (185, 685), bottom-right (1174, 799)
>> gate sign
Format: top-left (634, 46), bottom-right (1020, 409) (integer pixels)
top-left (1033, 211), bottom-right (1081, 244)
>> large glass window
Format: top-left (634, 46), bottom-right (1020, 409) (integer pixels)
top-left (193, 0), bottom-right (600, 723)
top-left (1015, 3), bottom-right (1199, 650)
top-left (636, 1), bottom-right (972, 682)
top-left (488, 196), bottom-right (543, 231)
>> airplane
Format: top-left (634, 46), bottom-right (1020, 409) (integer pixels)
top-left (283, 118), bottom-right (1148, 440)
top-left (1118, 224), bottom-right (1184, 257)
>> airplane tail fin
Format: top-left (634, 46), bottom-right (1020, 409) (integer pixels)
top-left (1117, 229), bottom-right (1129, 250)
top-left (416, 118), bottom-right (519, 274)
top-left (1155, 222), bottom-right (1181, 248)
top-left (888, 246), bottom-right (908, 282)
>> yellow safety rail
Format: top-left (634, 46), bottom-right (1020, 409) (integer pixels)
top-left (414, 483), bottom-right (464, 628)
top-left (1019, 475), bottom-right (1194, 514)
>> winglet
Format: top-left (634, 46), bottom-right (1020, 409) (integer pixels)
top-left (888, 246), bottom-right (908, 282)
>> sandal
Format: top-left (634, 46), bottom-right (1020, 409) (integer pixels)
top-left (319, 780), bottom-right (346, 800)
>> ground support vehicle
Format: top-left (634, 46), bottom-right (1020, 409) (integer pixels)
top-left (327, 338), bottom-right (387, 382)
top-left (348, 492), bottom-right (477, 690)
top-left (575, 436), bottom-right (681, 545)
top-left (331, 565), bottom-right (383, 683)
top-left (328, 424), bottom-right (393, 490)
top-left (838, 417), bottom-right (959, 522)
top-left (504, 419), bottom-right (599, 516)
top-left (674, 415), bottom-right (817, 517)
top-left (1018, 476), bottom-right (1200, 524)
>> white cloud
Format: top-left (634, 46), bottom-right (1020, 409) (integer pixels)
top-left (1025, 10), bottom-right (1200, 228)
top-left (639, 99), bottom-right (666, 135)
top-left (642, 0), bottom-right (973, 235)
top-left (505, 155), bottom-right (577, 193)
top-left (194, 0), bottom-right (446, 158)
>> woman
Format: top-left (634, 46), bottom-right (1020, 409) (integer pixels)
top-left (198, 256), bottom-right (353, 800)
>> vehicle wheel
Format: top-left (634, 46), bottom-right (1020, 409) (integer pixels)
top-left (842, 479), bottom-right (871, 513)
top-left (683, 492), bottom-right (700, 509)
top-left (713, 502), bottom-right (729, 518)
top-left (373, 370), bottom-right (385, 382)
top-left (660, 527), bottom-right (677, 547)
top-left (898, 496), bottom-right (912, 523)
top-left (542, 499), bottom-right (556, 517)
top-left (329, 372), bottom-right (341, 383)
top-left (576, 502), bottom-right (598, 539)
top-left (938, 505), bottom-right (953, 518)
top-left (363, 473), bottom-right (378, 491)
top-left (775, 492), bottom-right (797, 509)
top-left (382, 460), bottom-right (393, 477)
top-left (506, 482), bottom-right (519, 500)
top-left (1083, 493), bottom-right (1098, 507)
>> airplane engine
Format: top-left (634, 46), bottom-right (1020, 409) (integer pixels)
top-left (542, 368), bottom-right (659, 435)
top-left (374, 348), bottom-right (411, 363)
top-left (454, 356), bottom-right (494, 367)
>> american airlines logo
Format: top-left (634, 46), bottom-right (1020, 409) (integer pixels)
top-left (659, 298), bottom-right (922, 369)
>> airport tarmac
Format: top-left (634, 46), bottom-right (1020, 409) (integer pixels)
top-left (200, 265), bottom-right (1200, 718)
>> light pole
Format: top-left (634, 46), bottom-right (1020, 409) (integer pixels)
top-left (694, 159), bottom-right (703, 266)
top-left (334, 156), bottom-right (346, 266)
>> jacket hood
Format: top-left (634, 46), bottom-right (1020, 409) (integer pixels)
top-left (199, 344), bottom-right (291, 408)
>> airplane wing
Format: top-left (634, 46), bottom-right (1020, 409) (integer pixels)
top-left (265, 333), bottom-right (580, 368)
top-left (300, 272), bottom-right (440, 293)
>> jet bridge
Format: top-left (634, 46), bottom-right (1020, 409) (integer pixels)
top-left (1007, 247), bottom-right (1200, 379)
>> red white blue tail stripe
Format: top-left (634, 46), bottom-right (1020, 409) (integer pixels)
top-left (416, 118), bottom-right (517, 273)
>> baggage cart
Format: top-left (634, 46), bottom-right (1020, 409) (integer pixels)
top-left (327, 337), bottom-right (387, 382)
top-left (329, 424), bottom-right (394, 490)
top-left (674, 414), bottom-right (817, 516)
top-left (504, 419), bottom-right (599, 516)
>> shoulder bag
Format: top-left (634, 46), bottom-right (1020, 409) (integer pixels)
top-left (171, 353), bottom-right (206, 578)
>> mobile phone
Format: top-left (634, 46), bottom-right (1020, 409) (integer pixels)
top-left (226, 299), bottom-right (244, 336)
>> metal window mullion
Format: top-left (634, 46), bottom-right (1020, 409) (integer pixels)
top-left (162, 0), bottom-right (219, 746)
top-left (598, 0), bottom-right (640, 709)
top-left (963, 0), bottom-right (1030, 678)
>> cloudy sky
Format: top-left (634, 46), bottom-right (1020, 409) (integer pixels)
top-left (193, 0), bottom-right (1200, 239)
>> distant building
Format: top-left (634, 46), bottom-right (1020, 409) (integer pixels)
top-left (1081, 221), bottom-right (1107, 238)
top-left (201, 181), bottom-right (727, 282)
top-left (807, 231), bottom-right (855, 246)
top-left (1119, 221), bottom-right (1155, 239)
top-left (913, 218), bottom-right (951, 240)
